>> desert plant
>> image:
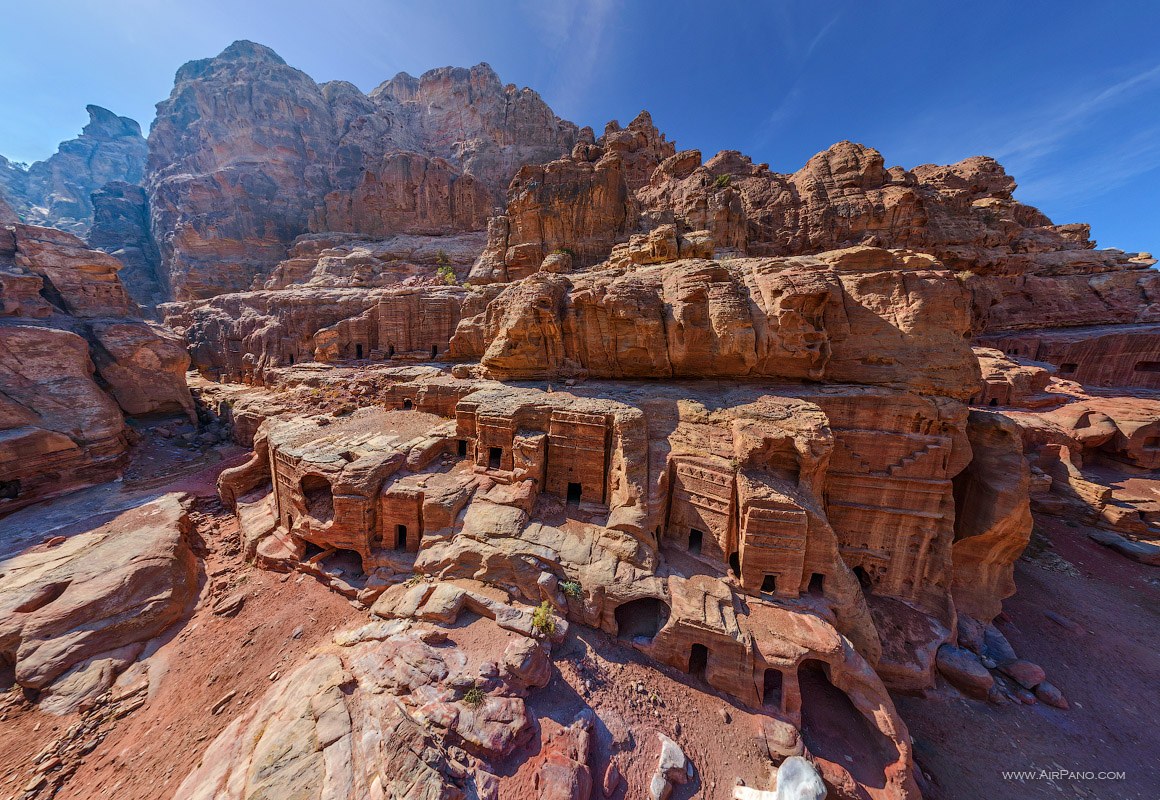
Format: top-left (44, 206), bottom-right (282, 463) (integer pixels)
top-left (436, 264), bottom-right (457, 285)
top-left (531, 600), bottom-right (557, 635)
top-left (560, 580), bottom-right (582, 599)
top-left (462, 686), bottom-right (486, 708)
top-left (714, 173), bottom-right (732, 189)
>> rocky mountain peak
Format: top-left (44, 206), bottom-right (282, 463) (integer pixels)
top-left (82, 105), bottom-right (142, 140)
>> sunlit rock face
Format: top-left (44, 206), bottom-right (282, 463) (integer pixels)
top-left (0, 222), bottom-right (192, 515)
top-left (146, 41), bottom-right (580, 299)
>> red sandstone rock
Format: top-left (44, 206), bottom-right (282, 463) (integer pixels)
top-left (1, 223), bottom-right (192, 513)
top-left (147, 43), bottom-right (579, 299)
top-left (0, 493), bottom-right (196, 707)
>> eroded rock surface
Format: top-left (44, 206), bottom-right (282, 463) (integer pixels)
top-left (0, 105), bottom-right (147, 235)
top-left (0, 222), bottom-right (193, 514)
top-left (0, 493), bottom-right (196, 712)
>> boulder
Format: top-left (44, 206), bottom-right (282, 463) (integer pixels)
top-left (0, 493), bottom-right (196, 704)
top-left (936, 644), bottom-right (994, 699)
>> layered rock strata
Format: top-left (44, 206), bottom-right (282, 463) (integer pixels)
top-left (0, 222), bottom-right (192, 514)
top-left (147, 41), bottom-right (580, 298)
top-left (0, 105), bottom-right (147, 235)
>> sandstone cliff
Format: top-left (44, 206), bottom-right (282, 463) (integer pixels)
top-left (0, 222), bottom-right (193, 515)
top-left (0, 105), bottom-right (147, 235)
top-left (146, 41), bottom-right (579, 299)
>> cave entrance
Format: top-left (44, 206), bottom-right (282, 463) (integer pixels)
top-left (808, 573), bottom-right (825, 595)
top-left (402, 398), bottom-right (413, 410)
top-left (489, 447), bottom-right (503, 470)
top-left (614, 598), bottom-right (670, 643)
top-left (688, 643), bottom-right (709, 680)
top-left (0, 480), bottom-right (20, 500)
top-left (763, 669), bottom-right (783, 709)
top-left (853, 566), bottom-right (872, 591)
top-left (688, 528), bottom-right (704, 555)
top-left (458, 439), bottom-right (469, 457)
top-left (566, 482), bottom-right (582, 506)
top-left (798, 659), bottom-right (898, 790)
top-left (431, 345), bottom-right (439, 359)
top-left (728, 552), bottom-right (741, 578)
top-left (761, 574), bottom-right (777, 594)
top-left (355, 344), bottom-right (363, 359)
top-left (388, 345), bottom-right (395, 358)
top-left (300, 475), bottom-right (334, 524)
top-left (396, 524), bottom-right (408, 550)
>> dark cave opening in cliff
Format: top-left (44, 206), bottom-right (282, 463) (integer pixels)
top-left (614, 598), bottom-right (670, 643)
top-left (853, 566), bottom-right (872, 591)
top-left (687, 643), bottom-right (709, 679)
top-left (688, 528), bottom-right (703, 555)
top-left (300, 474), bottom-right (334, 524)
top-left (798, 660), bottom-right (898, 789)
top-left (763, 669), bottom-right (783, 709)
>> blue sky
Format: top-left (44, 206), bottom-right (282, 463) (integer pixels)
top-left (2, 0), bottom-right (1157, 254)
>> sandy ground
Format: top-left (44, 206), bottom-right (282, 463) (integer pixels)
top-left (898, 514), bottom-right (1160, 800)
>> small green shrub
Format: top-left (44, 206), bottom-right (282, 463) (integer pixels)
top-left (550, 247), bottom-right (575, 257)
top-left (714, 173), bottom-right (732, 189)
top-left (560, 580), bottom-right (582, 599)
top-left (531, 600), bottom-right (557, 635)
top-left (435, 248), bottom-right (451, 266)
top-left (436, 264), bottom-right (457, 285)
top-left (462, 686), bottom-right (486, 708)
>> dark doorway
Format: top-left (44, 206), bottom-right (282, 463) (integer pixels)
top-left (763, 669), bottom-right (783, 709)
top-left (355, 344), bottom-right (363, 359)
top-left (614, 598), bottom-right (670, 642)
top-left (489, 447), bottom-right (503, 469)
top-left (728, 552), bottom-right (741, 578)
top-left (402, 398), bottom-right (413, 410)
top-left (688, 643), bottom-right (709, 679)
top-left (798, 659), bottom-right (898, 790)
top-left (287, 353), bottom-right (294, 364)
top-left (566, 482), bottom-right (582, 505)
top-left (988, 398), bottom-right (998, 407)
top-left (431, 345), bottom-right (439, 359)
top-left (853, 566), bottom-right (872, 591)
top-left (300, 475), bottom-right (334, 523)
top-left (808, 573), bottom-right (825, 595)
top-left (0, 480), bottom-right (19, 500)
top-left (688, 528), bottom-right (704, 555)
top-left (761, 574), bottom-right (777, 594)
top-left (396, 524), bottom-right (408, 550)
top-left (388, 345), bottom-right (395, 358)
top-left (457, 439), bottom-right (468, 457)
